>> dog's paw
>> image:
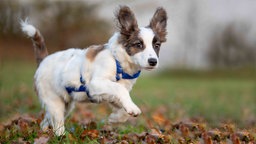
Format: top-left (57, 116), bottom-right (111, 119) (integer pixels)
top-left (87, 95), bottom-right (101, 103)
top-left (123, 102), bottom-right (141, 117)
top-left (54, 126), bottom-right (65, 136)
top-left (89, 98), bottom-right (100, 103)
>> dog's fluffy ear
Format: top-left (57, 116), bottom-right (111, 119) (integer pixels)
top-left (116, 6), bottom-right (139, 36)
top-left (149, 7), bottom-right (167, 42)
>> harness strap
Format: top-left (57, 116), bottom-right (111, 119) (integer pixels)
top-left (65, 59), bottom-right (141, 96)
top-left (115, 59), bottom-right (141, 81)
top-left (65, 75), bottom-right (90, 98)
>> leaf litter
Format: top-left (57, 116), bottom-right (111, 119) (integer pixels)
top-left (0, 104), bottom-right (256, 143)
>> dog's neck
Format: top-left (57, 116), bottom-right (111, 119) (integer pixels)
top-left (107, 33), bottom-right (141, 76)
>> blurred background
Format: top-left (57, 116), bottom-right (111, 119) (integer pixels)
top-left (0, 0), bottom-right (255, 127)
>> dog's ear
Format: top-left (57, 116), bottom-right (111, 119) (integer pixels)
top-left (149, 7), bottom-right (167, 42)
top-left (116, 6), bottom-right (139, 37)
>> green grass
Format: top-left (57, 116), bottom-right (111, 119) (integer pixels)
top-left (0, 60), bottom-right (39, 121)
top-left (0, 60), bottom-right (255, 143)
top-left (0, 60), bottom-right (255, 127)
top-left (133, 74), bottom-right (256, 126)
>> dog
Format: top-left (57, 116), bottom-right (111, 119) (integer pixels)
top-left (21, 6), bottom-right (167, 136)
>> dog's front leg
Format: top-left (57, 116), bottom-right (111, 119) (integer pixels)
top-left (88, 78), bottom-right (141, 116)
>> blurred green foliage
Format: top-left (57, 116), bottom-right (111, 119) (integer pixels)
top-left (0, 0), bottom-right (111, 50)
top-left (207, 22), bottom-right (256, 68)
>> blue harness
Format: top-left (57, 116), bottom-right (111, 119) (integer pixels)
top-left (65, 59), bottom-right (141, 97)
top-left (65, 76), bottom-right (90, 97)
top-left (115, 59), bottom-right (141, 81)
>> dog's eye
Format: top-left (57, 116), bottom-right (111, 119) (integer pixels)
top-left (154, 43), bottom-right (161, 49)
top-left (134, 42), bottom-right (143, 49)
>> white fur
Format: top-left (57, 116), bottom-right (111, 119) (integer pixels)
top-left (34, 36), bottom-right (142, 135)
top-left (28, 23), bottom-right (160, 136)
top-left (20, 20), bottom-right (37, 37)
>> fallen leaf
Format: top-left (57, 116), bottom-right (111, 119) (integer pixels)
top-left (120, 140), bottom-right (129, 144)
top-left (201, 132), bottom-right (213, 144)
top-left (180, 123), bottom-right (190, 137)
top-left (206, 129), bottom-right (221, 142)
top-left (145, 134), bottom-right (157, 144)
top-left (80, 129), bottom-right (99, 139)
top-left (122, 133), bottom-right (139, 143)
top-left (235, 131), bottom-right (251, 142)
top-left (150, 128), bottom-right (162, 137)
top-left (152, 112), bottom-right (166, 126)
top-left (34, 136), bottom-right (50, 144)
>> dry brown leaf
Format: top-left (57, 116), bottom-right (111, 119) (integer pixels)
top-left (235, 131), bottom-right (252, 142)
top-left (80, 129), bottom-right (99, 139)
top-left (150, 128), bottom-right (162, 137)
top-left (152, 112), bottom-right (166, 126)
top-left (201, 132), bottom-right (213, 144)
top-left (145, 134), bottom-right (157, 144)
top-left (180, 123), bottom-right (190, 137)
top-left (86, 121), bottom-right (97, 130)
top-left (120, 140), bottom-right (129, 144)
top-left (207, 129), bottom-right (221, 142)
top-left (34, 136), bottom-right (50, 144)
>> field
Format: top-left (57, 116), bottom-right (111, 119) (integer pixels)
top-left (0, 60), bottom-right (255, 143)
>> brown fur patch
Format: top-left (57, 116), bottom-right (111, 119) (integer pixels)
top-left (86, 45), bottom-right (105, 62)
top-left (118, 33), bottom-right (146, 56)
top-left (116, 6), bottom-right (145, 56)
top-left (116, 6), bottom-right (139, 37)
top-left (152, 36), bottom-right (161, 56)
top-left (33, 79), bottom-right (39, 97)
top-left (32, 31), bottom-right (48, 66)
top-left (149, 7), bottom-right (168, 42)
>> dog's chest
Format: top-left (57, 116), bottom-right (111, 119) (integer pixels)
top-left (117, 79), bottom-right (137, 92)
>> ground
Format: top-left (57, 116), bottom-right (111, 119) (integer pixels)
top-left (0, 60), bottom-right (255, 143)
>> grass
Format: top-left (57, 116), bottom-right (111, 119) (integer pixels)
top-left (0, 60), bottom-right (255, 142)
top-left (1, 60), bottom-right (255, 124)
top-left (133, 74), bottom-right (256, 126)
top-left (0, 60), bottom-right (40, 121)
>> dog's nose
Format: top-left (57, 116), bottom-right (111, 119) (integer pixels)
top-left (148, 58), bottom-right (157, 66)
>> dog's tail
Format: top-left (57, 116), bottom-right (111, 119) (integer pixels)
top-left (20, 19), bottom-right (48, 66)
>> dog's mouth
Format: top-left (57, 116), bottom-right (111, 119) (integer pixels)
top-left (144, 66), bottom-right (156, 71)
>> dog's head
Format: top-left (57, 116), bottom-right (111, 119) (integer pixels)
top-left (116, 6), bottom-right (167, 70)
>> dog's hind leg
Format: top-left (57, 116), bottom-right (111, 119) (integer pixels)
top-left (108, 104), bottom-right (130, 123)
top-left (40, 92), bottom-right (66, 136)
top-left (40, 112), bottom-right (51, 132)
top-left (64, 101), bottom-right (75, 119)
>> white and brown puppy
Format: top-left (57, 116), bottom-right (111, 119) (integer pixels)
top-left (21, 6), bottom-right (167, 136)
